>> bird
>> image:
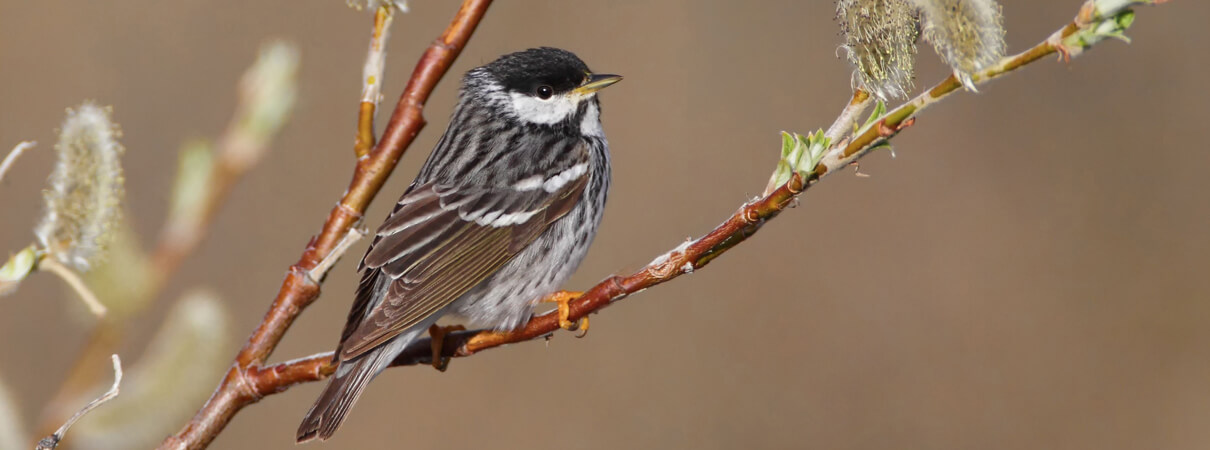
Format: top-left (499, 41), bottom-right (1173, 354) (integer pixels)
top-left (296, 47), bottom-right (621, 443)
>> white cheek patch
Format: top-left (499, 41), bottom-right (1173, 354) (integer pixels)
top-left (580, 102), bottom-right (603, 137)
top-left (509, 91), bottom-right (582, 125)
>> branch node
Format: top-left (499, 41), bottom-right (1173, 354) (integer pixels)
top-left (232, 364), bottom-right (265, 403)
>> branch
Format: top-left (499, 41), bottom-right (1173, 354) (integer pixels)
top-left (823, 89), bottom-right (872, 147)
top-left (38, 257), bottom-right (107, 317)
top-left (0, 141), bottom-right (35, 185)
top-left (35, 42), bottom-right (300, 437)
top-left (159, 1), bottom-right (492, 448)
top-left (354, 5), bottom-right (396, 158)
top-left (36, 355), bottom-right (122, 450)
top-left (192, 1), bottom-right (1162, 398)
top-left (153, 41), bottom-right (299, 285)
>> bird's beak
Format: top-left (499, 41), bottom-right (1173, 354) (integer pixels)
top-left (574, 73), bottom-right (623, 95)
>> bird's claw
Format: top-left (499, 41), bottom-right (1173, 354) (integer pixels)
top-left (428, 324), bottom-right (466, 372)
top-left (540, 290), bottom-right (589, 338)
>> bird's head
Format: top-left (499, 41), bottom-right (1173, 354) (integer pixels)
top-left (464, 47), bottom-right (621, 136)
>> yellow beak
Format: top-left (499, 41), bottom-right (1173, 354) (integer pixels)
top-left (573, 73), bottom-right (623, 96)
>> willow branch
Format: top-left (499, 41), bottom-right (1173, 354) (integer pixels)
top-left (153, 42), bottom-right (299, 285)
top-left (354, 5), bottom-right (396, 159)
top-left (36, 355), bottom-right (122, 450)
top-left (200, 2), bottom-right (1158, 396)
top-left (159, 1), bottom-right (492, 448)
top-left (823, 89), bottom-right (872, 148)
top-left (38, 257), bottom-right (107, 317)
top-left (36, 43), bottom-right (300, 436)
top-left (308, 226), bottom-right (367, 283)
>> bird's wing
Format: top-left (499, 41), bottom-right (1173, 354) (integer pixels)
top-left (336, 168), bottom-right (588, 361)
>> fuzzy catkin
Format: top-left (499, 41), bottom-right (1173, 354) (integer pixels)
top-left (837, 0), bottom-right (921, 100)
top-left (912, 0), bottom-right (1006, 89)
top-left (35, 102), bottom-right (125, 271)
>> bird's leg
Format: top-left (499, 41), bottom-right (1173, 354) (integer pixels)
top-left (428, 324), bottom-right (466, 372)
top-left (539, 290), bottom-right (589, 338)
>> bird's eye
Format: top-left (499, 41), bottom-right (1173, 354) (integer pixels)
top-left (535, 85), bottom-right (554, 100)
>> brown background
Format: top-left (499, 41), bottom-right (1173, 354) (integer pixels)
top-left (3, 1), bottom-right (1209, 449)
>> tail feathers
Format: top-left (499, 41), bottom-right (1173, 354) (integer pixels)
top-left (296, 351), bottom-right (384, 443)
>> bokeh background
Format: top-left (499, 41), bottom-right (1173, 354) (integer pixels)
top-left (3, 1), bottom-right (1209, 449)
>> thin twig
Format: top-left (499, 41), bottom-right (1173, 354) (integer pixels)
top-left (38, 257), bottom-right (107, 317)
top-left (217, 2), bottom-right (1152, 398)
top-left (160, 1), bottom-right (493, 448)
top-left (355, 5), bottom-right (396, 159)
top-left (36, 355), bottom-right (122, 450)
top-left (159, 2), bottom-right (1159, 447)
top-left (36, 44), bottom-right (299, 435)
top-left (308, 226), bottom-right (367, 283)
top-left (153, 42), bottom-right (299, 283)
top-left (823, 89), bottom-right (872, 148)
top-left (0, 141), bottom-right (35, 185)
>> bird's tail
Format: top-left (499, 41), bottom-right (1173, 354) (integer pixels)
top-left (296, 346), bottom-right (394, 443)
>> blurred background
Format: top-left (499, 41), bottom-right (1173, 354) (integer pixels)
top-left (2, 1), bottom-right (1209, 449)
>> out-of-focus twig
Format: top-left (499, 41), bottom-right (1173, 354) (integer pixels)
top-left (153, 41), bottom-right (299, 284)
top-left (38, 257), bottom-right (106, 317)
top-left (68, 292), bottom-right (231, 450)
top-left (0, 371), bottom-right (29, 450)
top-left (35, 355), bottom-right (122, 450)
top-left (160, 1), bottom-right (492, 448)
top-left (354, 5), bottom-right (396, 158)
top-left (35, 41), bottom-right (298, 439)
top-left (0, 141), bottom-right (35, 185)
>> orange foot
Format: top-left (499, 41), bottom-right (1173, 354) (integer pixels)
top-left (428, 324), bottom-right (466, 372)
top-left (540, 290), bottom-right (589, 338)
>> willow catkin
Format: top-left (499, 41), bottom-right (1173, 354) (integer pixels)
top-left (345, 0), bottom-right (407, 12)
top-left (836, 0), bottom-right (921, 100)
top-left (912, 0), bottom-right (1006, 90)
top-left (35, 102), bottom-right (125, 271)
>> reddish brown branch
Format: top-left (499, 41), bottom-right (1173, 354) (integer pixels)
top-left (234, 174), bottom-right (806, 391)
top-left (354, 6), bottom-right (394, 159)
top-left (160, 2), bottom-right (1161, 447)
top-left (183, 3), bottom-right (1143, 401)
top-left (159, 1), bottom-right (492, 448)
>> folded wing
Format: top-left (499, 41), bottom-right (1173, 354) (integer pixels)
top-left (336, 170), bottom-right (587, 361)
